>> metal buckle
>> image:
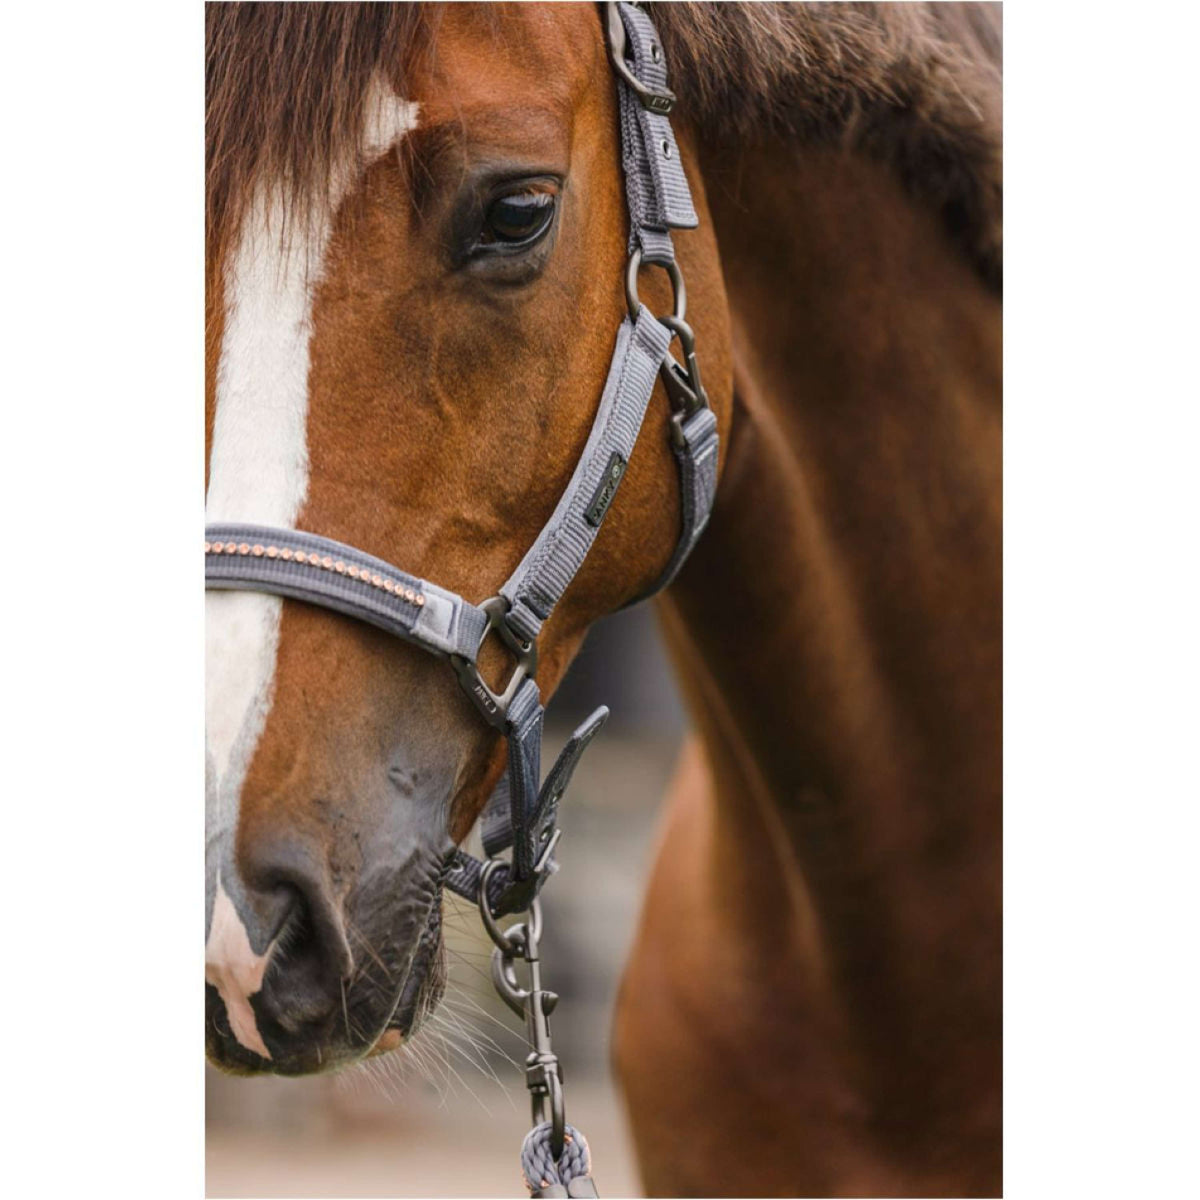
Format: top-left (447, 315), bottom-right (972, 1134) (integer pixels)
top-left (450, 596), bottom-right (538, 730)
top-left (604, 2), bottom-right (676, 115)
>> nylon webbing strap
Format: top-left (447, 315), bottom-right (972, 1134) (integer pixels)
top-left (499, 308), bottom-right (673, 646)
top-left (504, 678), bottom-right (545, 881)
top-left (614, 1), bottom-right (698, 262)
top-left (205, 525), bottom-right (487, 660)
top-left (638, 406), bottom-right (720, 598)
top-left (445, 848), bottom-right (511, 913)
top-left (481, 772), bottom-right (515, 859)
top-left (444, 704), bottom-right (610, 914)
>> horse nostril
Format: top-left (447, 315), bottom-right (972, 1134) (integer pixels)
top-left (241, 851), bottom-right (353, 1036)
top-left (261, 893), bottom-right (345, 1032)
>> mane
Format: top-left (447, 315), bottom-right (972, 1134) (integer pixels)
top-left (649, 2), bottom-right (1003, 291)
top-left (205, 3), bottom-right (427, 261)
top-left (207, 2), bottom-right (1002, 288)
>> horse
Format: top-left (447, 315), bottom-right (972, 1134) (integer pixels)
top-left (205, 4), bottom-right (1002, 1196)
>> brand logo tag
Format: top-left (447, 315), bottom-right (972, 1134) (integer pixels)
top-left (585, 452), bottom-right (627, 528)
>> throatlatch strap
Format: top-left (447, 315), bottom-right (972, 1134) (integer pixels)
top-left (499, 308), bottom-right (673, 646)
top-left (636, 406), bottom-right (720, 598)
top-left (205, 524), bottom-right (487, 660)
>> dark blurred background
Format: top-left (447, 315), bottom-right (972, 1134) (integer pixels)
top-left (207, 604), bottom-right (685, 1197)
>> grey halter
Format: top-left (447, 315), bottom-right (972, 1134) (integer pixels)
top-left (205, 1), bottom-right (716, 920)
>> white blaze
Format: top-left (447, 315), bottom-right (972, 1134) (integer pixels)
top-left (205, 84), bottom-right (419, 1057)
top-left (205, 876), bottom-right (276, 1059)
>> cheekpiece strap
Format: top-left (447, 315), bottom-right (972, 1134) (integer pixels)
top-left (612, 1), bottom-right (698, 261)
top-left (500, 308), bottom-right (673, 646)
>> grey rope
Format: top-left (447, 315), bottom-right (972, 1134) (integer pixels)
top-left (521, 1124), bottom-right (597, 1199)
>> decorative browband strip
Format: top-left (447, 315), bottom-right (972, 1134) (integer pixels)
top-left (205, 537), bottom-right (426, 608)
top-left (205, 523), bottom-right (489, 662)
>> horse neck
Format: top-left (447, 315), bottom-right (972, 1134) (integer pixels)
top-left (660, 142), bottom-right (1002, 998)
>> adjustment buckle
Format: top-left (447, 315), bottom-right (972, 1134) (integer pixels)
top-left (451, 596), bottom-right (538, 730)
top-left (604, 2), bottom-right (676, 115)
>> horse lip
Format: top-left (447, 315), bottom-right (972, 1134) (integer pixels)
top-left (368, 1028), bottom-right (405, 1056)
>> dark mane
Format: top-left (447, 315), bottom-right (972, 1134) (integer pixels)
top-left (205, 2), bottom-right (426, 260)
top-left (650, 1), bottom-right (1003, 290)
top-left (207, 2), bottom-right (1001, 287)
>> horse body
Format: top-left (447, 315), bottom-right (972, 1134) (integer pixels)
top-left (205, 3), bottom-right (1000, 1192)
top-left (615, 141), bottom-right (1002, 1195)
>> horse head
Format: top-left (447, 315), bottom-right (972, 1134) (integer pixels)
top-left (205, 2), bottom-right (731, 1075)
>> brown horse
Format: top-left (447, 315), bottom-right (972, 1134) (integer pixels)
top-left (205, 4), bottom-right (1001, 1196)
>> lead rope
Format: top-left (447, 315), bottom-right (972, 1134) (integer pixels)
top-left (478, 861), bottom-right (599, 1198)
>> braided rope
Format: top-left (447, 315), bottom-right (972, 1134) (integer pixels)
top-left (521, 1123), bottom-right (593, 1195)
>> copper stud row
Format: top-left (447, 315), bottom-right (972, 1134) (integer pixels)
top-left (205, 540), bottom-right (425, 607)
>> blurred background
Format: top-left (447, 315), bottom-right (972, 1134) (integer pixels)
top-left (207, 605), bottom-right (686, 1198)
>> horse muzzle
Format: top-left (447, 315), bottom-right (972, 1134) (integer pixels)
top-left (205, 835), bottom-right (444, 1075)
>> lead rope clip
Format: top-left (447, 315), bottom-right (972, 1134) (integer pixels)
top-left (479, 859), bottom-right (599, 1198)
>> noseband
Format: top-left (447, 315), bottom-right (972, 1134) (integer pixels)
top-left (206, 6), bottom-right (714, 1192)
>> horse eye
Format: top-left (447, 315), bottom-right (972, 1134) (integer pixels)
top-left (480, 191), bottom-right (555, 247)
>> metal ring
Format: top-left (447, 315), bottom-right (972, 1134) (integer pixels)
top-left (478, 859), bottom-right (516, 951)
top-left (625, 247), bottom-right (686, 324)
top-left (479, 859), bottom-right (543, 952)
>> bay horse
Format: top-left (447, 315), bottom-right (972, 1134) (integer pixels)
top-left (205, 3), bottom-right (1002, 1196)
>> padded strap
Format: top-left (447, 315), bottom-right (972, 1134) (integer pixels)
top-left (205, 524), bottom-right (487, 660)
top-left (500, 309), bottom-right (673, 645)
